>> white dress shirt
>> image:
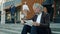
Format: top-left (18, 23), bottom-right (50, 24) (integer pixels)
top-left (36, 13), bottom-right (42, 23)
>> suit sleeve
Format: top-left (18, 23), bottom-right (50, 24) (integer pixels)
top-left (40, 14), bottom-right (50, 28)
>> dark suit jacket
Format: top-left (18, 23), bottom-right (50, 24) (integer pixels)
top-left (25, 12), bottom-right (51, 34)
top-left (30, 12), bottom-right (51, 34)
top-left (31, 12), bottom-right (50, 28)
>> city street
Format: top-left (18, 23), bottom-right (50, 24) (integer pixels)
top-left (0, 23), bottom-right (60, 34)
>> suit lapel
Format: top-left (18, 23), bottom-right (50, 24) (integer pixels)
top-left (33, 15), bottom-right (38, 22)
top-left (40, 12), bottom-right (45, 23)
top-left (33, 12), bottom-right (45, 23)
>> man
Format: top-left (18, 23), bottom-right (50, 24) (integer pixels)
top-left (30, 3), bottom-right (51, 34)
top-left (10, 5), bottom-right (16, 23)
top-left (21, 6), bottom-right (31, 34)
top-left (21, 2), bottom-right (31, 34)
top-left (42, 0), bottom-right (54, 22)
top-left (21, 3), bottom-right (51, 34)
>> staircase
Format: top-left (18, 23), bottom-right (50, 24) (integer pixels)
top-left (0, 23), bottom-right (60, 34)
top-left (50, 23), bottom-right (60, 34)
top-left (0, 24), bottom-right (23, 34)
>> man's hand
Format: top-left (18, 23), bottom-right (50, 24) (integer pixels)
top-left (32, 22), bottom-right (40, 26)
top-left (21, 20), bottom-right (25, 25)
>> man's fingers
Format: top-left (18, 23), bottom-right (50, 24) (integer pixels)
top-left (32, 22), bottom-right (40, 26)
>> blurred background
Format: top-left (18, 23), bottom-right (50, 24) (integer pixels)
top-left (0, 0), bottom-right (60, 34)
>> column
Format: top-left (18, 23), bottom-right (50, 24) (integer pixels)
top-left (1, 0), bottom-right (6, 24)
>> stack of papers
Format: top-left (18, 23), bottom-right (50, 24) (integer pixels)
top-left (24, 20), bottom-right (33, 26)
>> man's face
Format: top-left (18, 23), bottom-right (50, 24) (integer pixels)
top-left (33, 7), bottom-right (41, 14)
top-left (43, 7), bottom-right (47, 13)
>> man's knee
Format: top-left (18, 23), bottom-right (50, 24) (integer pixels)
top-left (30, 26), bottom-right (38, 34)
top-left (21, 25), bottom-right (31, 34)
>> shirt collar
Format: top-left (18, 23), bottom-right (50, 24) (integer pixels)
top-left (36, 12), bottom-right (42, 15)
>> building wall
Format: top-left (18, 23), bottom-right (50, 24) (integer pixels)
top-left (3, 0), bottom-right (22, 9)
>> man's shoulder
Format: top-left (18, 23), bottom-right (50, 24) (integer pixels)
top-left (42, 12), bottom-right (50, 17)
top-left (45, 13), bottom-right (50, 18)
top-left (45, 13), bottom-right (49, 16)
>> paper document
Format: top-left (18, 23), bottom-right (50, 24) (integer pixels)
top-left (24, 20), bottom-right (33, 26)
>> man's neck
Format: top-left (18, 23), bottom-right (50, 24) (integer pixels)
top-left (36, 12), bottom-right (42, 15)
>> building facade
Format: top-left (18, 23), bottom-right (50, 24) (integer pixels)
top-left (0, 0), bottom-right (60, 23)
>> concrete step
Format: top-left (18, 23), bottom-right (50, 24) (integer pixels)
top-left (0, 24), bottom-right (23, 34)
top-left (50, 23), bottom-right (60, 34)
top-left (0, 23), bottom-right (60, 34)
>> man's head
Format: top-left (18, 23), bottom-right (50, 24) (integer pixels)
top-left (33, 3), bottom-right (43, 14)
top-left (43, 7), bottom-right (47, 13)
top-left (23, 1), bottom-right (27, 5)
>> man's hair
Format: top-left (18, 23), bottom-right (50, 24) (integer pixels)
top-left (33, 3), bottom-right (43, 11)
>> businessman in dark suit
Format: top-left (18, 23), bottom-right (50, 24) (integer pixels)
top-left (30, 3), bottom-right (51, 34)
top-left (21, 3), bottom-right (51, 34)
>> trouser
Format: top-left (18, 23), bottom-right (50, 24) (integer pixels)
top-left (30, 26), bottom-right (51, 34)
top-left (30, 26), bottom-right (38, 34)
top-left (43, 5), bottom-right (54, 21)
top-left (21, 25), bottom-right (31, 34)
top-left (11, 13), bottom-right (15, 23)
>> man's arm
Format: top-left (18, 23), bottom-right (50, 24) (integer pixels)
top-left (40, 13), bottom-right (50, 28)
